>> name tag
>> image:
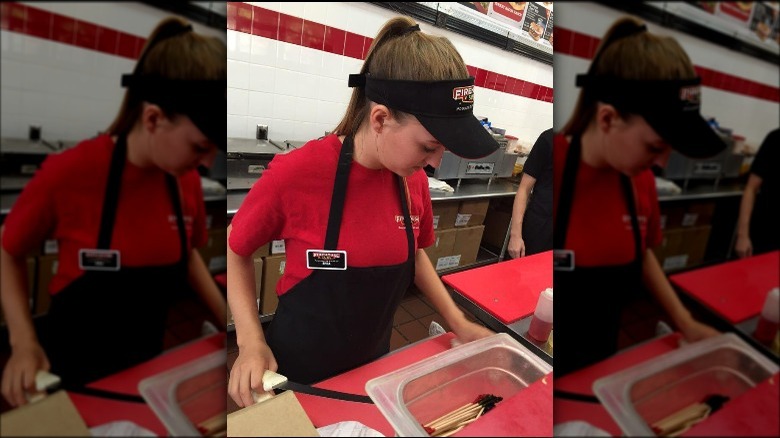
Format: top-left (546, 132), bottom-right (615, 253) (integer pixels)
top-left (553, 249), bottom-right (575, 271)
top-left (79, 249), bottom-right (121, 271)
top-left (306, 250), bottom-right (347, 270)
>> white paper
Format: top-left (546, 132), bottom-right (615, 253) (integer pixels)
top-left (553, 420), bottom-right (611, 437)
top-left (90, 420), bottom-right (157, 437)
top-left (316, 421), bottom-right (384, 437)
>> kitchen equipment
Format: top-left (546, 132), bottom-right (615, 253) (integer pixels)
top-left (661, 132), bottom-right (743, 188)
top-left (430, 135), bottom-right (518, 181)
top-left (226, 137), bottom-right (297, 191)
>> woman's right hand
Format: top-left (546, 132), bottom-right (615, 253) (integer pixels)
top-left (1, 341), bottom-right (50, 407)
top-left (508, 235), bottom-right (525, 259)
top-left (228, 341), bottom-right (278, 408)
top-left (735, 235), bottom-right (752, 258)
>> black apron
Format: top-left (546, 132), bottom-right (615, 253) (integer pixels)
top-left (39, 136), bottom-right (189, 388)
top-left (553, 136), bottom-right (643, 377)
top-left (265, 136), bottom-right (416, 384)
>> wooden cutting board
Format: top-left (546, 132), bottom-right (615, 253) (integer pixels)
top-left (442, 251), bottom-right (553, 324)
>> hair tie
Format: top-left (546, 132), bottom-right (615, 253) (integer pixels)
top-left (399, 24), bottom-right (420, 36)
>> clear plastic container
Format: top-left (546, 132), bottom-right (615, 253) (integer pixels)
top-left (593, 333), bottom-right (779, 436)
top-left (138, 350), bottom-right (226, 436)
top-left (365, 333), bottom-right (552, 437)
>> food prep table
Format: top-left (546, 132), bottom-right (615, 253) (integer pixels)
top-left (669, 250), bottom-right (780, 361)
top-left (441, 250), bottom-right (553, 364)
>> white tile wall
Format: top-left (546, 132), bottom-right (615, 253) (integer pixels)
top-left (227, 2), bottom-right (554, 147)
top-left (1, 3), bottom-right (226, 142)
top-left (553, 2), bottom-right (780, 149)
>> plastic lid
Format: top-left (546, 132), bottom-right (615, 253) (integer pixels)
top-left (542, 288), bottom-right (553, 300)
top-left (761, 287), bottom-right (779, 322)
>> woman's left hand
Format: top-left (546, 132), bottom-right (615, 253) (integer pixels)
top-left (451, 318), bottom-right (495, 345)
top-left (679, 318), bottom-right (721, 343)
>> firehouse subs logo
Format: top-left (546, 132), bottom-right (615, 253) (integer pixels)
top-left (452, 86), bottom-right (474, 107)
top-left (311, 252), bottom-right (342, 261)
top-left (679, 85), bottom-right (700, 109)
top-left (396, 215), bottom-right (421, 229)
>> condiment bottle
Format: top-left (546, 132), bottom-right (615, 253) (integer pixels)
top-left (528, 288), bottom-right (553, 342)
top-left (754, 287), bottom-right (779, 345)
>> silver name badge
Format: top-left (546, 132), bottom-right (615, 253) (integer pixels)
top-left (306, 249), bottom-right (347, 270)
top-left (79, 249), bottom-right (121, 271)
top-left (553, 249), bottom-right (575, 271)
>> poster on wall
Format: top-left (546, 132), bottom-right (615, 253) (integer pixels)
top-left (521, 2), bottom-right (548, 42)
top-left (750, 1), bottom-right (780, 42)
top-left (487, 2), bottom-right (527, 28)
top-left (541, 3), bottom-right (553, 47)
top-left (715, 1), bottom-right (755, 26)
top-left (686, 1), bottom-right (780, 51)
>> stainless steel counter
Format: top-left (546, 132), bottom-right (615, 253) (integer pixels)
top-left (658, 182), bottom-right (744, 202)
top-left (228, 178), bottom-right (519, 216)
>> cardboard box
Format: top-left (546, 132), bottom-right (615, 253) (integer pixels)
top-left (252, 242), bottom-right (270, 258)
top-left (227, 391), bottom-right (318, 436)
top-left (431, 201), bottom-right (459, 230)
top-left (0, 390), bottom-right (91, 436)
top-left (482, 199), bottom-right (514, 251)
top-left (654, 225), bottom-right (711, 271)
top-left (34, 254), bottom-right (58, 316)
top-left (269, 239), bottom-right (286, 255)
top-left (682, 202), bottom-right (716, 228)
top-left (662, 201), bottom-right (715, 230)
top-left (262, 255), bottom-right (286, 314)
top-left (452, 225), bottom-right (486, 267)
top-left (198, 228), bottom-right (227, 273)
top-left (456, 199), bottom-right (490, 227)
top-left (424, 228), bottom-right (457, 271)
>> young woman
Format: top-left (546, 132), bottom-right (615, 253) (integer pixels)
top-left (1, 17), bottom-right (227, 406)
top-left (553, 17), bottom-right (725, 376)
top-left (228, 16), bottom-right (497, 407)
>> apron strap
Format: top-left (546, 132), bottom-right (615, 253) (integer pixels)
top-left (324, 136), bottom-right (355, 250)
top-left (553, 135), bottom-right (583, 250)
top-left (95, 135), bottom-right (188, 263)
top-left (397, 176), bottom-right (415, 259)
top-left (324, 135), bottom-right (415, 258)
top-left (554, 135), bottom-right (642, 259)
top-left (97, 136), bottom-right (128, 249)
top-left (619, 175), bottom-right (643, 262)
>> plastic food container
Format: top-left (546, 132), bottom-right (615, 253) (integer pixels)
top-left (365, 333), bottom-right (552, 436)
top-left (593, 333), bottom-right (779, 436)
top-left (139, 350), bottom-right (227, 436)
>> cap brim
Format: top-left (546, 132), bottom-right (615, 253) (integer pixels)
top-left (416, 114), bottom-right (499, 159)
top-left (643, 111), bottom-right (727, 159)
top-left (188, 108), bottom-right (226, 152)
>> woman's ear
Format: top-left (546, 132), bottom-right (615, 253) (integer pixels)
top-left (595, 103), bottom-right (619, 134)
top-left (368, 104), bottom-right (391, 134)
top-left (141, 103), bottom-right (165, 134)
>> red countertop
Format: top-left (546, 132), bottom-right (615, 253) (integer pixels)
top-left (669, 251), bottom-right (779, 324)
top-left (442, 250), bottom-right (552, 324)
top-left (69, 332), bottom-right (225, 436)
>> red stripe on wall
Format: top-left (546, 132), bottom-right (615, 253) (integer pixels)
top-left (555, 25), bottom-right (780, 103)
top-left (227, 4), bottom-right (554, 104)
top-left (0, 2), bottom-right (145, 60)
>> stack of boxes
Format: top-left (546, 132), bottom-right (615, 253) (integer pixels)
top-left (653, 201), bottom-right (716, 271)
top-left (226, 239), bottom-right (286, 327)
top-left (424, 199), bottom-right (488, 271)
